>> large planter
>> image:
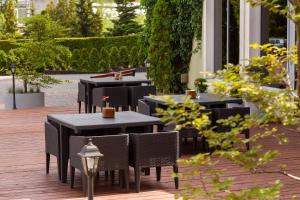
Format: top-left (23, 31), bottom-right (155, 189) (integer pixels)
top-left (4, 92), bottom-right (45, 109)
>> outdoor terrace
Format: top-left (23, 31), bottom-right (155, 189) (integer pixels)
top-left (0, 106), bottom-right (300, 200)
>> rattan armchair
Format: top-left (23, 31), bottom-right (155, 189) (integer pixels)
top-left (212, 107), bottom-right (250, 150)
top-left (179, 109), bottom-right (212, 155)
top-left (69, 134), bottom-right (129, 193)
top-left (128, 86), bottom-right (156, 111)
top-left (129, 131), bottom-right (179, 192)
top-left (92, 86), bottom-right (129, 112)
top-left (45, 122), bottom-right (60, 179)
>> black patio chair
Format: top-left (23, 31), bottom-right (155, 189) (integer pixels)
top-left (212, 107), bottom-right (251, 150)
top-left (45, 122), bottom-right (60, 179)
top-left (128, 86), bottom-right (156, 111)
top-left (78, 82), bottom-right (87, 113)
top-left (137, 99), bottom-right (156, 116)
top-left (129, 131), bottom-right (179, 192)
top-left (92, 86), bottom-right (129, 112)
top-left (178, 109), bottom-right (212, 155)
top-left (69, 134), bottom-right (129, 193)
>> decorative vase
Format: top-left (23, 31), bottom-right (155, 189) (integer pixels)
top-left (102, 107), bottom-right (115, 118)
top-left (185, 90), bottom-right (196, 99)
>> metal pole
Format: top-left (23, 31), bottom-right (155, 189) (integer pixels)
top-left (12, 72), bottom-right (16, 110)
top-left (88, 175), bottom-right (94, 200)
top-left (226, 0), bottom-right (230, 64)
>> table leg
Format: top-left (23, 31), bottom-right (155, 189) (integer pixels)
top-left (87, 83), bottom-right (93, 113)
top-left (59, 125), bottom-right (70, 183)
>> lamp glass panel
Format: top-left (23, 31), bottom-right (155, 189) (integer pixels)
top-left (93, 157), bottom-right (99, 173)
top-left (86, 157), bottom-right (95, 172)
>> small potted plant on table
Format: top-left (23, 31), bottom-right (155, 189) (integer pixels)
top-left (102, 96), bottom-right (115, 118)
top-left (194, 78), bottom-right (208, 97)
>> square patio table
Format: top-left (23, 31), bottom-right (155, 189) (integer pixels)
top-left (47, 111), bottom-right (162, 183)
top-left (144, 93), bottom-right (243, 107)
top-left (80, 77), bottom-right (152, 113)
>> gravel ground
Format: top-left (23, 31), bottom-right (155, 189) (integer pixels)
top-left (0, 73), bottom-right (147, 109)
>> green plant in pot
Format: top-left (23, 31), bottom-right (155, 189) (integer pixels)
top-left (194, 77), bottom-right (208, 93)
top-left (8, 40), bottom-right (71, 93)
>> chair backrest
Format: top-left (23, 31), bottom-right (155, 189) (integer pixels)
top-left (92, 86), bottom-right (129, 108)
top-left (129, 131), bottom-right (179, 168)
top-left (137, 99), bottom-right (151, 116)
top-left (212, 107), bottom-right (250, 132)
top-left (78, 82), bottom-right (86, 102)
top-left (45, 122), bottom-right (59, 156)
top-left (69, 134), bottom-right (129, 171)
top-left (128, 86), bottom-right (156, 108)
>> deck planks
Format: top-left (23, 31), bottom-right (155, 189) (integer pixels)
top-left (0, 106), bottom-right (299, 200)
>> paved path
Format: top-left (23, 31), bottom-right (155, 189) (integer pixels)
top-left (0, 73), bottom-right (147, 109)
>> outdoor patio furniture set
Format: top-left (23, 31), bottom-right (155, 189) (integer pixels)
top-left (45, 76), bottom-right (250, 195)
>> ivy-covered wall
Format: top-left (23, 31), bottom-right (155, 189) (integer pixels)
top-left (141, 0), bottom-right (203, 93)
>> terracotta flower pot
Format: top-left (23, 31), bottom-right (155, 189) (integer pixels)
top-left (102, 107), bottom-right (115, 118)
top-left (185, 90), bottom-right (197, 99)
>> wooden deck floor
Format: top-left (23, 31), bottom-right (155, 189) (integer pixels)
top-left (0, 106), bottom-right (300, 200)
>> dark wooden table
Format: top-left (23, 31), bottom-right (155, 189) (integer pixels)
top-left (47, 111), bottom-right (162, 183)
top-left (80, 77), bottom-right (152, 113)
top-left (144, 93), bottom-right (243, 107)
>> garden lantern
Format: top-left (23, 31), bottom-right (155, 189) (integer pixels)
top-left (78, 138), bottom-right (103, 200)
top-left (144, 59), bottom-right (150, 68)
top-left (10, 63), bottom-right (17, 110)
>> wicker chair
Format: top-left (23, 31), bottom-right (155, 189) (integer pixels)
top-left (69, 134), bottom-right (129, 193)
top-left (128, 86), bottom-right (156, 111)
top-left (129, 131), bottom-right (179, 192)
top-left (212, 107), bottom-right (250, 150)
top-left (137, 99), bottom-right (156, 116)
top-left (45, 122), bottom-right (60, 179)
top-left (92, 86), bottom-right (129, 112)
top-left (78, 82), bottom-right (87, 113)
top-left (179, 109), bottom-right (212, 155)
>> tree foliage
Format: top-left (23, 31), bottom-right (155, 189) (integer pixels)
top-left (3, 0), bottom-right (17, 36)
top-left (247, 0), bottom-right (300, 97)
top-left (76, 0), bottom-right (100, 37)
top-left (141, 0), bottom-right (203, 93)
top-left (109, 0), bottom-right (142, 36)
top-left (24, 14), bottom-right (67, 41)
top-left (157, 44), bottom-right (299, 199)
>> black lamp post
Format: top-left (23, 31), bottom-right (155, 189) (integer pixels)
top-left (78, 138), bottom-right (103, 200)
top-left (10, 63), bottom-right (17, 110)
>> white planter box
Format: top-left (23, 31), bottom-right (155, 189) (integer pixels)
top-left (4, 92), bottom-right (45, 109)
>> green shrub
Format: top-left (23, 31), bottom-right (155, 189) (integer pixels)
top-left (99, 47), bottom-right (110, 71)
top-left (80, 48), bottom-right (89, 59)
top-left (0, 50), bottom-right (8, 69)
top-left (88, 48), bottom-right (100, 72)
top-left (0, 39), bottom-right (27, 51)
top-left (71, 49), bottom-right (82, 71)
top-left (80, 59), bottom-right (89, 72)
top-left (119, 46), bottom-right (129, 67)
top-left (129, 46), bottom-right (139, 68)
top-left (109, 47), bottom-right (120, 68)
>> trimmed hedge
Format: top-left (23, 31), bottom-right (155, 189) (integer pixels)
top-left (0, 35), bottom-right (140, 72)
top-left (55, 35), bottom-right (138, 51)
